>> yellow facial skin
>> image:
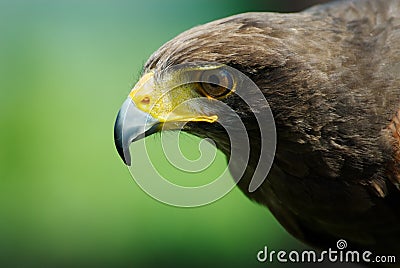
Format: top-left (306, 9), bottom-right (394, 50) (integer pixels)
top-left (129, 71), bottom-right (218, 124)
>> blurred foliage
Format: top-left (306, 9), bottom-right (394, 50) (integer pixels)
top-left (0, 0), bottom-right (329, 267)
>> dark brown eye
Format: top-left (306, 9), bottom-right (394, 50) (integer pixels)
top-left (199, 68), bottom-right (234, 98)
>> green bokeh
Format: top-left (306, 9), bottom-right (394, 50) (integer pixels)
top-left (0, 1), bottom-right (307, 267)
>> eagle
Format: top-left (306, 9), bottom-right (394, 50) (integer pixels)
top-left (114, 0), bottom-right (400, 257)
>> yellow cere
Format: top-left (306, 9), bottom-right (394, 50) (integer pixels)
top-left (128, 71), bottom-right (218, 123)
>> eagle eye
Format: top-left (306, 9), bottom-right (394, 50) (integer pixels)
top-left (199, 68), bottom-right (234, 98)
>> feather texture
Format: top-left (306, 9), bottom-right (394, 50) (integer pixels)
top-left (144, 0), bottom-right (400, 256)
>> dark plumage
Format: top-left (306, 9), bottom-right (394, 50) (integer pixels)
top-left (116, 0), bottom-right (400, 257)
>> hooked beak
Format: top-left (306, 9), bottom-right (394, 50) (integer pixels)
top-left (114, 98), bottom-right (159, 166)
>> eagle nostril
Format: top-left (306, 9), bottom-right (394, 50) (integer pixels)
top-left (141, 96), bottom-right (150, 104)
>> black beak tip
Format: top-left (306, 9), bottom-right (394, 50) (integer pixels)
top-left (114, 110), bottom-right (132, 166)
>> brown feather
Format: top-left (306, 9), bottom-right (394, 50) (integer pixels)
top-left (144, 0), bottom-right (400, 256)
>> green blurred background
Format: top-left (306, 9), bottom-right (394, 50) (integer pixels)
top-left (0, 1), bottom-right (329, 267)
